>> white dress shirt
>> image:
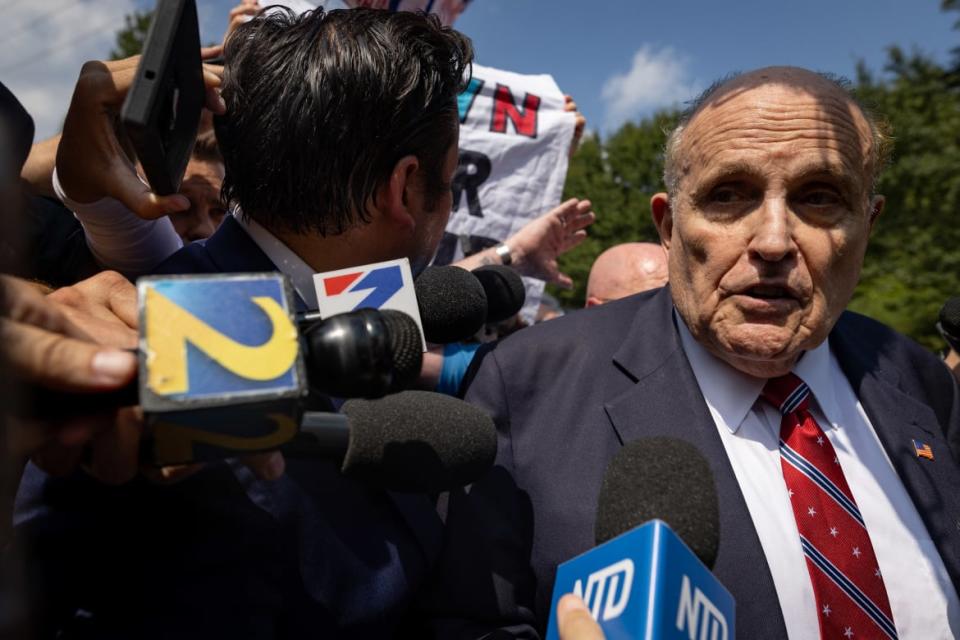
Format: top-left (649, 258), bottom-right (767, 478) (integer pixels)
top-left (676, 315), bottom-right (960, 639)
top-left (232, 210), bottom-right (319, 309)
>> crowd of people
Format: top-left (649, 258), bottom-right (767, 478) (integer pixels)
top-left (1, 3), bottom-right (959, 640)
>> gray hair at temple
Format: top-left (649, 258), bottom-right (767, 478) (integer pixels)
top-left (661, 70), bottom-right (893, 198)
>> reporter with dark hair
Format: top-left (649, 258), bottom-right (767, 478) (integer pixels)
top-left (15, 8), bottom-right (534, 639)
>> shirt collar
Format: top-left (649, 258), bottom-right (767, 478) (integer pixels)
top-left (232, 210), bottom-right (319, 310)
top-left (675, 309), bottom-right (840, 433)
top-left (791, 335), bottom-right (841, 430)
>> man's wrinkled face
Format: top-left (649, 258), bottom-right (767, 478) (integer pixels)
top-left (656, 71), bottom-right (880, 378)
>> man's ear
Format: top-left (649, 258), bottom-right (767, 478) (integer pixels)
top-left (868, 195), bottom-right (884, 232)
top-left (376, 155), bottom-right (420, 230)
top-left (650, 192), bottom-right (673, 250)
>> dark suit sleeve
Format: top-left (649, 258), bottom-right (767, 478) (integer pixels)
top-left (413, 346), bottom-right (541, 639)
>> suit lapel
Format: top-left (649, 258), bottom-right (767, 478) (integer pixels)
top-left (603, 287), bottom-right (788, 637)
top-left (832, 320), bottom-right (960, 594)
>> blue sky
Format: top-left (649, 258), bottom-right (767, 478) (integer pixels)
top-left (454, 0), bottom-right (958, 133)
top-left (3, 0), bottom-right (957, 139)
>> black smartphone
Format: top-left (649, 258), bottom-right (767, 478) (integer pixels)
top-left (121, 0), bottom-right (204, 196)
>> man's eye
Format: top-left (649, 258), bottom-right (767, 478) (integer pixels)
top-left (709, 186), bottom-right (748, 204)
top-left (798, 190), bottom-right (841, 206)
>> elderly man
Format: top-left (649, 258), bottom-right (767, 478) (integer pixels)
top-left (446, 67), bottom-right (960, 638)
top-left (584, 242), bottom-right (668, 307)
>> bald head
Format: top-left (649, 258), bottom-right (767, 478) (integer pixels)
top-left (664, 66), bottom-right (890, 197)
top-left (586, 242), bottom-right (668, 307)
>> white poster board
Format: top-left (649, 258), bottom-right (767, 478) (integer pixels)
top-left (437, 63), bottom-right (575, 322)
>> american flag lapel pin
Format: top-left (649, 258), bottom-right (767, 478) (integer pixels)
top-left (912, 439), bottom-right (934, 461)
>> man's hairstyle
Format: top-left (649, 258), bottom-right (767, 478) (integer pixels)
top-left (191, 129), bottom-right (222, 165)
top-left (662, 70), bottom-right (893, 197)
top-left (215, 8), bottom-right (473, 236)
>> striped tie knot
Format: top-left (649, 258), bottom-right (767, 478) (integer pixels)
top-left (762, 372), bottom-right (811, 415)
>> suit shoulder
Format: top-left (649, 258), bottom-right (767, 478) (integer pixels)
top-left (488, 290), bottom-right (655, 369)
top-left (836, 310), bottom-right (942, 370)
top-left (835, 310), bottom-right (958, 419)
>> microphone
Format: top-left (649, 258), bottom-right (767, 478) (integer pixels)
top-left (413, 264), bottom-right (528, 343)
top-left (471, 264), bottom-right (526, 324)
top-left (282, 390), bottom-right (497, 492)
top-left (22, 273), bottom-right (425, 466)
top-left (302, 308), bottom-right (422, 398)
top-left (938, 297), bottom-right (960, 353)
top-left (415, 265), bottom-right (487, 343)
top-left (22, 307), bottom-right (423, 420)
top-left (545, 438), bottom-right (733, 640)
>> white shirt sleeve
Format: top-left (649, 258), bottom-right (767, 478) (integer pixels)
top-left (52, 167), bottom-right (183, 279)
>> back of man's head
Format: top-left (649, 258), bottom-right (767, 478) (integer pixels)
top-left (216, 8), bottom-right (473, 237)
top-left (585, 242), bottom-right (668, 307)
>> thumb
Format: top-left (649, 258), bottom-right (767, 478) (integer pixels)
top-left (108, 167), bottom-right (190, 219)
top-left (557, 594), bottom-right (605, 640)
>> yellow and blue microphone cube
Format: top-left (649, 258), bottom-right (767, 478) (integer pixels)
top-left (138, 273), bottom-right (307, 465)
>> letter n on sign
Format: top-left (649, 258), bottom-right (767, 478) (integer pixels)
top-left (490, 83), bottom-right (541, 138)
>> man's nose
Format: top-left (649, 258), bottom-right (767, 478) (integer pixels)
top-left (748, 196), bottom-right (795, 263)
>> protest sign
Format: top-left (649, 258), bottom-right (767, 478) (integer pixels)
top-left (435, 64), bottom-right (576, 322)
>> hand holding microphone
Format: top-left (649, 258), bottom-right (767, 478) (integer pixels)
top-left (546, 437), bottom-right (733, 640)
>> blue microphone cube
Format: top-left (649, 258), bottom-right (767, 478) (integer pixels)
top-left (546, 520), bottom-right (734, 640)
top-left (137, 273), bottom-right (307, 465)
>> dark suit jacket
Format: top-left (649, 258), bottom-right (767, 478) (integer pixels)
top-left (14, 216), bottom-right (525, 639)
top-left (451, 285), bottom-right (960, 637)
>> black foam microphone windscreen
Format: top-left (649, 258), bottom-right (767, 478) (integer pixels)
top-left (595, 437), bottom-right (720, 569)
top-left (472, 265), bottom-right (526, 323)
top-left (415, 266), bottom-right (488, 343)
top-left (340, 390), bottom-right (497, 493)
top-left (379, 310), bottom-right (424, 390)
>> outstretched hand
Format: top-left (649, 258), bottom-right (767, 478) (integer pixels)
top-left (510, 198), bottom-right (595, 289)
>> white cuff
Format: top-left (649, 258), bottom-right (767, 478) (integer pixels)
top-left (52, 167), bottom-right (183, 279)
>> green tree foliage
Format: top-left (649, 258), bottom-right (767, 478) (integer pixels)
top-left (849, 50), bottom-right (960, 349)
top-left (556, 46), bottom-right (959, 351)
top-left (555, 111), bottom-right (678, 308)
top-left (109, 10), bottom-right (154, 60)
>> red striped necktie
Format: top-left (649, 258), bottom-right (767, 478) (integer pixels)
top-left (762, 373), bottom-right (898, 640)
